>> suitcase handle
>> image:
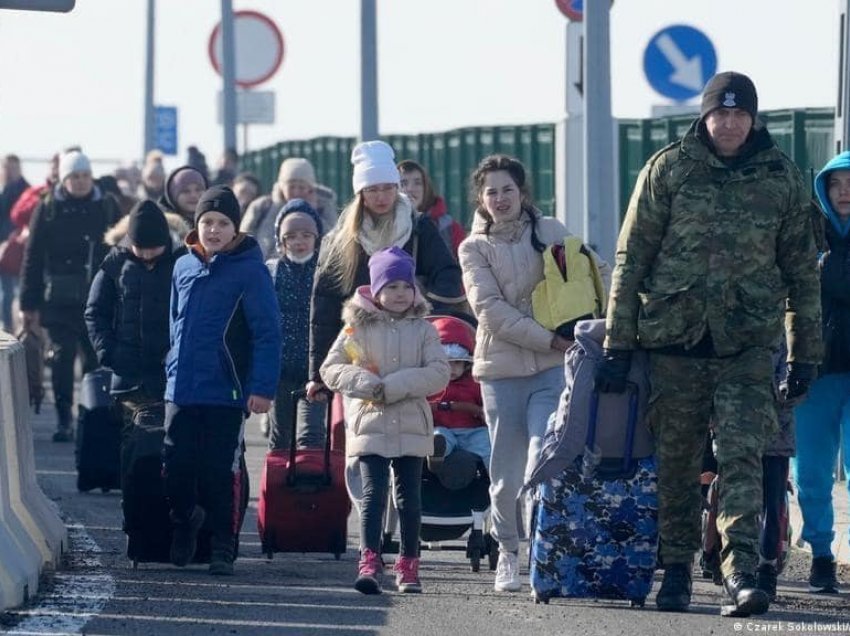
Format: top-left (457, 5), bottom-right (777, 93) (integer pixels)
top-left (287, 388), bottom-right (334, 487)
top-left (586, 382), bottom-right (640, 476)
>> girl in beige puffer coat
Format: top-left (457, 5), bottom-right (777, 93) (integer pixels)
top-left (321, 246), bottom-right (449, 595)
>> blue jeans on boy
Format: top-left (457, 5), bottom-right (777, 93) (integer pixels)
top-left (435, 426), bottom-right (491, 468)
top-left (792, 372), bottom-right (850, 558)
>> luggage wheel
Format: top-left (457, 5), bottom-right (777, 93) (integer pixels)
top-left (334, 552), bottom-right (342, 561)
top-left (533, 592), bottom-right (550, 605)
top-left (101, 487), bottom-right (111, 494)
top-left (629, 598), bottom-right (645, 608)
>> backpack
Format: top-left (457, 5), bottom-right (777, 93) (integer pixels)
top-left (531, 236), bottom-right (606, 339)
top-left (525, 319), bottom-right (653, 489)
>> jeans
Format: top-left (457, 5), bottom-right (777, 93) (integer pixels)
top-left (434, 426), bottom-right (491, 467)
top-left (480, 366), bottom-right (564, 553)
top-left (792, 372), bottom-right (850, 558)
top-left (359, 454), bottom-right (423, 557)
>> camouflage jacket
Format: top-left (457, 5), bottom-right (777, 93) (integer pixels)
top-left (604, 121), bottom-right (823, 364)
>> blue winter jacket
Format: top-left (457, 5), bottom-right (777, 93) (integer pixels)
top-left (165, 233), bottom-right (281, 408)
top-left (814, 152), bottom-right (850, 375)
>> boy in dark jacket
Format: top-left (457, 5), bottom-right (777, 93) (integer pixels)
top-left (426, 316), bottom-right (490, 470)
top-left (85, 200), bottom-right (175, 421)
top-left (165, 185), bottom-right (280, 576)
top-left (266, 198), bottom-right (325, 450)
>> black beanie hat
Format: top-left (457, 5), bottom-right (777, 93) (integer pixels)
top-left (700, 71), bottom-right (758, 121)
top-left (127, 200), bottom-right (170, 248)
top-left (194, 185), bottom-right (241, 229)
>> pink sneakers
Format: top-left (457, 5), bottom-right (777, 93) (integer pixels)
top-left (394, 556), bottom-right (422, 593)
top-left (355, 548), bottom-right (383, 594)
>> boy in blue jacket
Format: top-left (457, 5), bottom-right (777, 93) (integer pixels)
top-left (165, 185), bottom-right (281, 576)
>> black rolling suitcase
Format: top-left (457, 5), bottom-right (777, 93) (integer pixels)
top-left (122, 402), bottom-right (250, 568)
top-left (75, 368), bottom-right (122, 493)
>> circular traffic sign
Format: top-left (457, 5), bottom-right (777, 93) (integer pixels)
top-left (643, 24), bottom-right (717, 102)
top-left (555, 0), bottom-right (583, 21)
top-left (208, 10), bottom-right (285, 90)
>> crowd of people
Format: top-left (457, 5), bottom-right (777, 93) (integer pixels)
top-left (0, 70), bottom-right (846, 615)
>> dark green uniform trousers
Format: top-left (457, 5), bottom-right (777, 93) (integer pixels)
top-left (649, 347), bottom-right (777, 576)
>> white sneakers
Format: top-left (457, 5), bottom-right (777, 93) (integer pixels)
top-left (494, 551), bottom-right (522, 592)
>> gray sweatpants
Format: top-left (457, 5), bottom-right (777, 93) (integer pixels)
top-left (480, 366), bottom-right (564, 553)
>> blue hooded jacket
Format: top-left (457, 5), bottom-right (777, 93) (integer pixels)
top-left (813, 151), bottom-right (850, 374)
top-left (166, 233), bottom-right (281, 408)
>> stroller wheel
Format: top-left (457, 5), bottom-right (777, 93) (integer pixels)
top-left (533, 591), bottom-right (550, 605)
top-left (485, 534), bottom-right (499, 571)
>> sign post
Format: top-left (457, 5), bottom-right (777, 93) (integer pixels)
top-left (643, 24), bottom-right (717, 102)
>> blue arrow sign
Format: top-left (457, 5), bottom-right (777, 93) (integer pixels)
top-left (154, 106), bottom-right (178, 156)
top-left (643, 25), bottom-right (717, 102)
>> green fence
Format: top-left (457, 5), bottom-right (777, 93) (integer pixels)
top-left (242, 108), bottom-right (836, 229)
top-left (242, 124), bottom-right (556, 228)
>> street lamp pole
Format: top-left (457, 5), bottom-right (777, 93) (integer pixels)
top-left (221, 0), bottom-right (238, 154)
top-left (143, 0), bottom-right (155, 157)
top-left (360, 0), bottom-right (379, 141)
top-left (837, 0), bottom-right (850, 153)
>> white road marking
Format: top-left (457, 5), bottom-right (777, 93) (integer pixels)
top-left (2, 523), bottom-right (114, 636)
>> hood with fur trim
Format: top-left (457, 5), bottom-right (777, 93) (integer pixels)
top-left (104, 211), bottom-right (192, 247)
top-left (342, 284), bottom-right (431, 326)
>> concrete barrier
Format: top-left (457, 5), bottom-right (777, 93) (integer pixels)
top-left (0, 331), bottom-right (66, 610)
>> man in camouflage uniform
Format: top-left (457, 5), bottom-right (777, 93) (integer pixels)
top-left (595, 72), bottom-right (822, 616)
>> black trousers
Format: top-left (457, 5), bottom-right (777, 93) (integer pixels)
top-left (47, 319), bottom-right (97, 419)
top-left (359, 455), bottom-right (423, 558)
top-left (163, 403), bottom-right (244, 558)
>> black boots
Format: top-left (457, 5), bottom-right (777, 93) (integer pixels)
top-left (656, 563), bottom-right (693, 612)
top-left (722, 572), bottom-right (770, 617)
top-left (169, 505), bottom-right (206, 567)
top-left (52, 401), bottom-right (73, 442)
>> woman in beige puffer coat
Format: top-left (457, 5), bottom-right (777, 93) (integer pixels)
top-left (459, 154), bottom-right (611, 593)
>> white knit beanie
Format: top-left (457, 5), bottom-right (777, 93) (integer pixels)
top-left (278, 157), bottom-right (316, 186)
top-left (351, 140), bottom-right (400, 194)
top-left (59, 150), bottom-right (92, 182)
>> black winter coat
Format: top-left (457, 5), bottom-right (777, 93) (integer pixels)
top-left (308, 210), bottom-right (464, 381)
top-left (84, 246), bottom-right (175, 396)
top-left (821, 222), bottom-right (850, 375)
top-left (20, 185), bottom-right (121, 327)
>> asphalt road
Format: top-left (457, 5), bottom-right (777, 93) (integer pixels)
top-left (1, 404), bottom-right (848, 636)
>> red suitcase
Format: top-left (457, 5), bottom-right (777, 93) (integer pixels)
top-left (258, 389), bottom-right (350, 559)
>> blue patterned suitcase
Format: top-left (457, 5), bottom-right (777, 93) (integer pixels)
top-left (530, 386), bottom-right (658, 606)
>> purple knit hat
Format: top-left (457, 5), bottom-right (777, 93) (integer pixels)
top-left (368, 246), bottom-right (415, 297)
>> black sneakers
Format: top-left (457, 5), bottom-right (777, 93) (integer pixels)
top-left (722, 572), bottom-right (770, 617)
top-left (808, 556), bottom-right (839, 594)
top-left (756, 563), bottom-right (778, 602)
top-left (655, 563), bottom-right (693, 612)
top-left (170, 505), bottom-right (206, 567)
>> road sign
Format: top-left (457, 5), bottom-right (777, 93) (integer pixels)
top-left (153, 106), bottom-right (178, 155)
top-left (643, 24), bottom-right (717, 102)
top-left (208, 10), bottom-right (284, 90)
top-left (216, 91), bottom-right (276, 125)
top-left (555, 0), bottom-right (583, 21)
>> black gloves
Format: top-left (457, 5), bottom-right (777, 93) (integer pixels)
top-left (594, 349), bottom-right (632, 394)
top-left (780, 362), bottom-right (816, 402)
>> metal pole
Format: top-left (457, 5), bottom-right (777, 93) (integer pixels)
top-left (582, 0), bottom-right (617, 261)
top-left (360, 0), bottom-right (379, 141)
top-left (143, 0), bottom-right (155, 157)
top-left (221, 0), bottom-right (238, 154)
top-left (837, 0), bottom-right (850, 153)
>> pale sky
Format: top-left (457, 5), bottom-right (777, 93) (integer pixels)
top-left (0, 0), bottom-right (839, 178)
